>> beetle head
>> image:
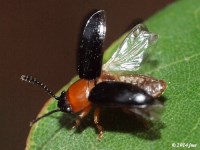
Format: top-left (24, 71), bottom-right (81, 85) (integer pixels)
top-left (57, 91), bottom-right (72, 113)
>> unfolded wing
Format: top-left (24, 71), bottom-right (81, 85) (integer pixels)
top-left (103, 24), bottom-right (158, 73)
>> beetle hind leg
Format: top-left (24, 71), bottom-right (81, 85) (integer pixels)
top-left (94, 107), bottom-right (104, 140)
top-left (72, 105), bottom-right (91, 129)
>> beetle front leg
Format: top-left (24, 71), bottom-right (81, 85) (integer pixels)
top-left (72, 105), bottom-right (91, 129)
top-left (94, 107), bottom-right (104, 139)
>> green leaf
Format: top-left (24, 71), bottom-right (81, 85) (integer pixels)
top-left (26, 0), bottom-right (200, 149)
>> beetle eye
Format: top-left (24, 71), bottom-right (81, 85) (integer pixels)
top-left (67, 107), bottom-right (71, 112)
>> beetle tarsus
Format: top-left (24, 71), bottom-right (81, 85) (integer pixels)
top-left (94, 107), bottom-right (104, 140)
top-left (97, 124), bottom-right (104, 140)
top-left (72, 117), bottom-right (81, 129)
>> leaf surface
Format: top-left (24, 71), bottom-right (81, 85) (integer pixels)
top-left (26, 0), bottom-right (200, 149)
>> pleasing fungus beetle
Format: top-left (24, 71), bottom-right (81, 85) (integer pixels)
top-left (21, 10), bottom-right (167, 139)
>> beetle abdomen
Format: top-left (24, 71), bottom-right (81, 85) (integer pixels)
top-left (89, 81), bottom-right (154, 107)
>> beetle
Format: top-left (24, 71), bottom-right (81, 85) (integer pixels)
top-left (21, 10), bottom-right (167, 139)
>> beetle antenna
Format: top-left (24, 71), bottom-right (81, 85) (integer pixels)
top-left (20, 75), bottom-right (60, 100)
top-left (30, 109), bottom-right (61, 126)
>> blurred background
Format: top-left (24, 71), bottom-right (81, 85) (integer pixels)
top-left (0, 0), bottom-right (174, 149)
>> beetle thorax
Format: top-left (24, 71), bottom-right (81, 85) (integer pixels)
top-left (67, 79), bottom-right (94, 113)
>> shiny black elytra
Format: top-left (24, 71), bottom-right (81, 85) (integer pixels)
top-left (89, 81), bottom-right (154, 107)
top-left (77, 10), bottom-right (106, 80)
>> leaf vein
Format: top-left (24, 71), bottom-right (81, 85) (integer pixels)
top-left (181, 117), bottom-right (200, 142)
top-left (146, 52), bottom-right (200, 74)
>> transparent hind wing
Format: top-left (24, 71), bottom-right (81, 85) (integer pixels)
top-left (126, 99), bottom-right (164, 121)
top-left (103, 24), bottom-right (158, 73)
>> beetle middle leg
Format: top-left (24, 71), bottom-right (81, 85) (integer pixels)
top-left (72, 105), bottom-right (91, 129)
top-left (94, 107), bottom-right (104, 139)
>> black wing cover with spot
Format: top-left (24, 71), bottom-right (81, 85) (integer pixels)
top-left (77, 10), bottom-right (106, 80)
top-left (89, 81), bottom-right (154, 107)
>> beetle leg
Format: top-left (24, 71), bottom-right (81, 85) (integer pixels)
top-left (72, 105), bottom-right (91, 129)
top-left (94, 107), bottom-right (104, 139)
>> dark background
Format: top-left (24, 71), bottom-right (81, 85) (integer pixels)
top-left (0, 0), bottom-right (174, 149)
